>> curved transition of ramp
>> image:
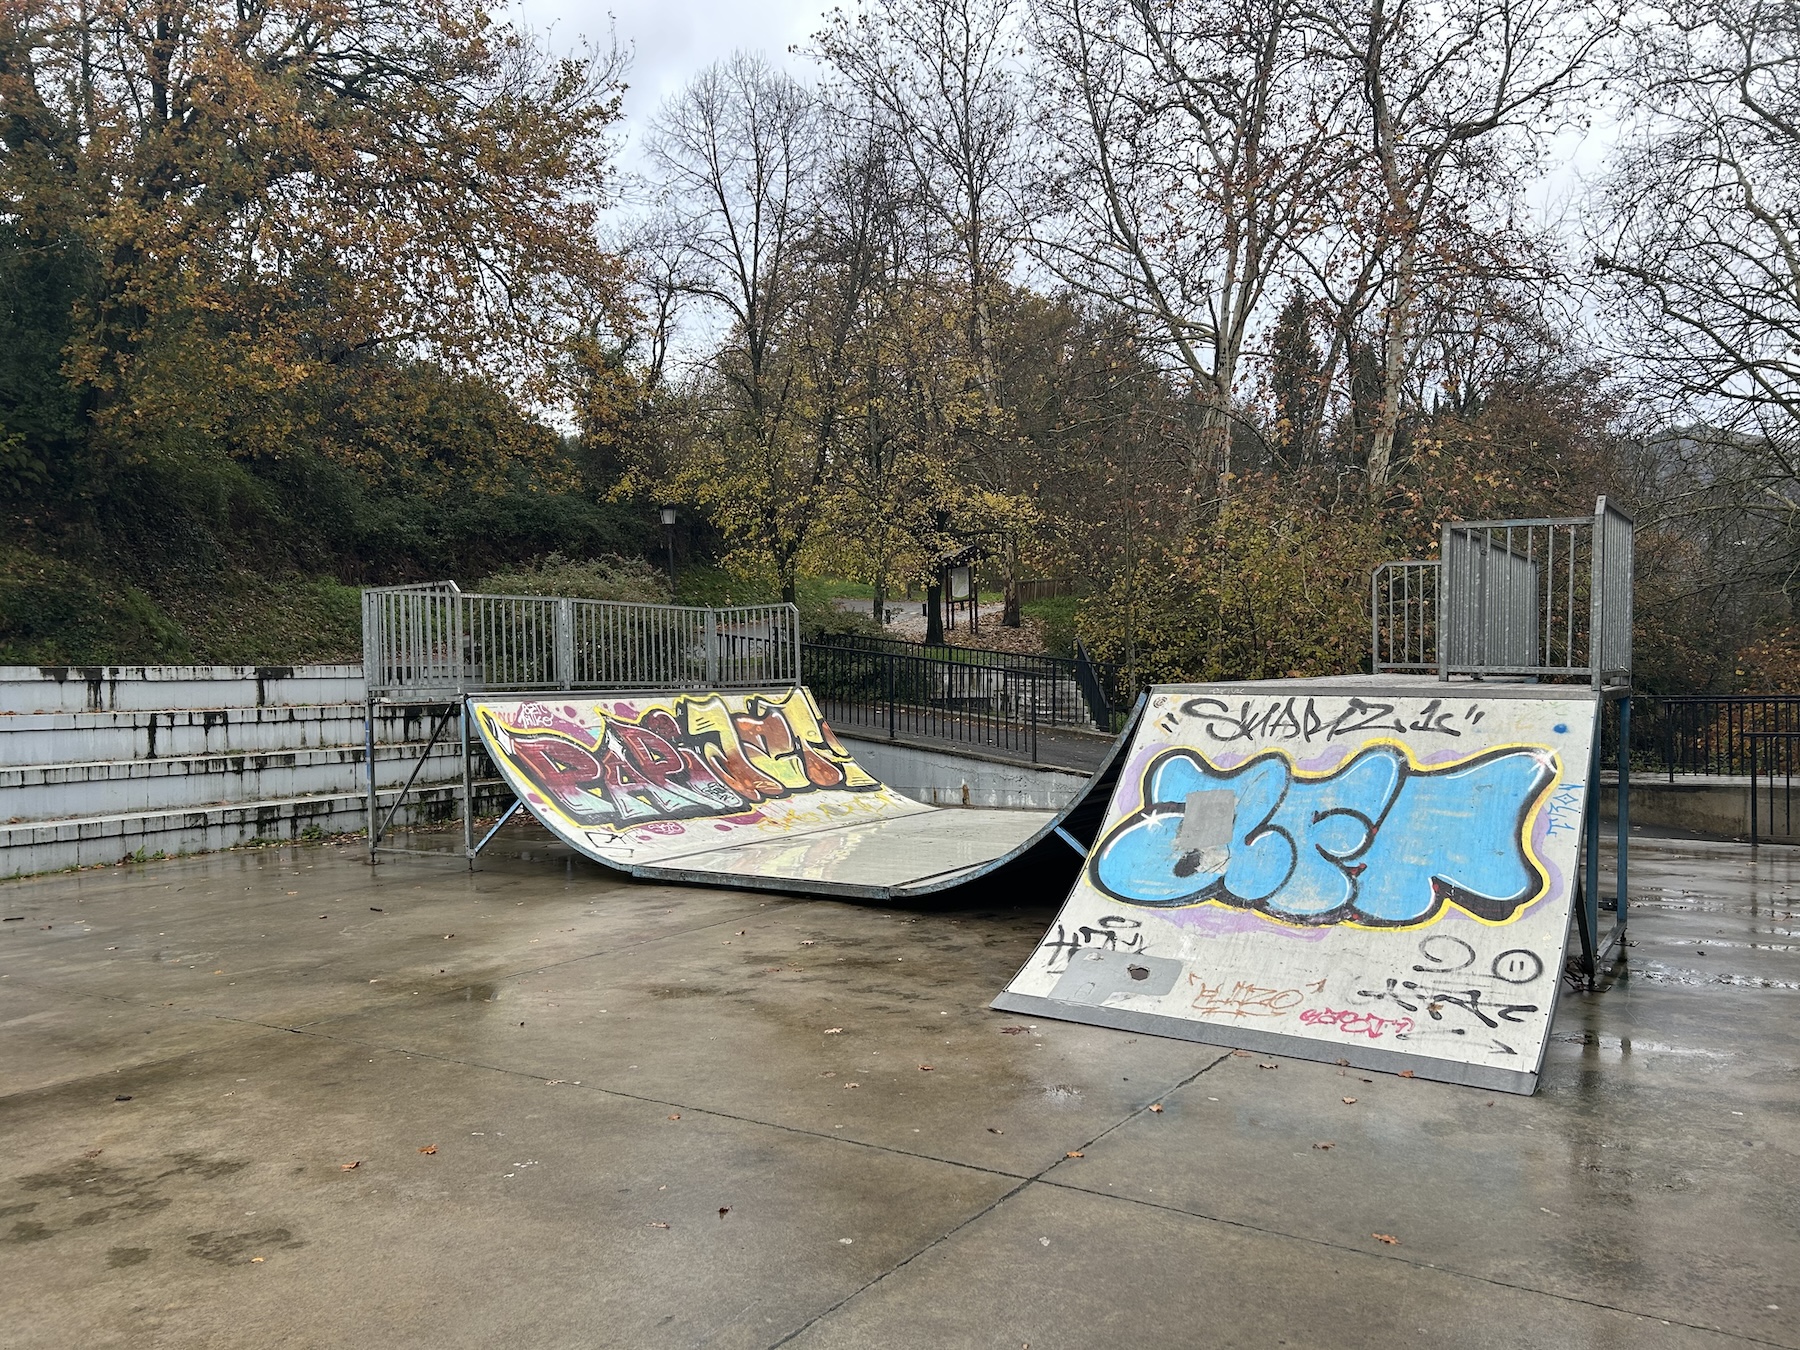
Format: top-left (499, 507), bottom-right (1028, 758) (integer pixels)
top-left (994, 678), bottom-right (1601, 1094)
top-left (469, 686), bottom-right (1141, 901)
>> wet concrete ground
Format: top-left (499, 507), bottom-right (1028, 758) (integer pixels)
top-left (1, 829), bottom-right (1796, 1349)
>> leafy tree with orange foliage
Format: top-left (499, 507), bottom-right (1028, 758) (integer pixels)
top-left (0, 0), bottom-right (629, 493)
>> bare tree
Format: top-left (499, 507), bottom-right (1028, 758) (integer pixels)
top-left (1595, 0), bottom-right (1800, 608)
top-left (1031, 0), bottom-right (1345, 504)
top-left (817, 0), bottom-right (1036, 621)
top-left (647, 55), bottom-right (826, 601)
top-left (1305, 0), bottom-right (1612, 488)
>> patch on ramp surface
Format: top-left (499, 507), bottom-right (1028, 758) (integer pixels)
top-left (470, 686), bottom-right (1138, 900)
top-left (993, 679), bottom-right (1599, 1093)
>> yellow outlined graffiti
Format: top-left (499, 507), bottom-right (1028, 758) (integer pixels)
top-left (474, 688), bottom-right (895, 838)
top-left (1087, 737), bottom-right (1564, 931)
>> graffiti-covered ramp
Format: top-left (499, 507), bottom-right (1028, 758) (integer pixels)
top-left (994, 677), bottom-right (1601, 1094)
top-left (469, 686), bottom-right (1138, 901)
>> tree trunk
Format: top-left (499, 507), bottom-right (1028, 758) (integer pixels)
top-left (1002, 536), bottom-right (1021, 628)
top-left (1366, 240), bottom-right (1416, 492)
top-left (925, 578), bottom-right (945, 645)
top-left (872, 572), bottom-right (887, 629)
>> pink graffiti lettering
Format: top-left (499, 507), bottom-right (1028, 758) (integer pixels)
top-left (1298, 1006), bottom-right (1416, 1040)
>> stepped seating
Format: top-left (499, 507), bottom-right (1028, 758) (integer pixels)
top-left (0, 666), bottom-right (485, 878)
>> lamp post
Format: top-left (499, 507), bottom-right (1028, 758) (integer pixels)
top-left (659, 504), bottom-right (678, 597)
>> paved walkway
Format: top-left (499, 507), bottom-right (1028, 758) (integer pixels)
top-left (2, 832), bottom-right (1795, 1348)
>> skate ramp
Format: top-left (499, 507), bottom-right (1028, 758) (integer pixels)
top-left (469, 686), bottom-right (1140, 901)
top-left (993, 678), bottom-right (1599, 1093)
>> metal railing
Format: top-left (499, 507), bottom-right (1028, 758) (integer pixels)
top-left (1372, 497), bottom-right (1633, 688)
top-left (812, 632), bottom-right (1130, 729)
top-left (363, 582), bottom-right (800, 701)
top-left (1748, 732), bottom-right (1800, 844)
top-left (804, 641), bottom-right (1049, 761)
top-left (1370, 560), bottom-right (1439, 673)
top-left (1613, 695), bottom-right (1800, 779)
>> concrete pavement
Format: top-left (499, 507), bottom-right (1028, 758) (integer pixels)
top-left (1, 827), bottom-right (1795, 1348)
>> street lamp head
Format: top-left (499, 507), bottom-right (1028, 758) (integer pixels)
top-left (659, 503), bottom-right (678, 527)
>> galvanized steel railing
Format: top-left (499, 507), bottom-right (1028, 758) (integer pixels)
top-left (362, 582), bottom-right (801, 700)
top-left (1370, 560), bottom-right (1440, 673)
top-left (1371, 497), bottom-right (1633, 688)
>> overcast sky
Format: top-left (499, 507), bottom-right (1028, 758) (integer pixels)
top-left (507, 0), bottom-right (829, 156)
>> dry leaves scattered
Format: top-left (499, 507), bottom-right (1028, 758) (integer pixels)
top-left (1065, 1151), bottom-right (1085, 1158)
top-left (1342, 1097), bottom-right (1358, 1105)
top-left (340, 1161), bottom-right (361, 1171)
top-left (418, 1145), bottom-right (438, 1155)
top-left (1148, 1104), bottom-right (1164, 1113)
top-left (1373, 1233), bottom-right (1401, 1245)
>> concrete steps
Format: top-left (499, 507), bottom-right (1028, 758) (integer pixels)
top-left (0, 664), bottom-right (479, 878)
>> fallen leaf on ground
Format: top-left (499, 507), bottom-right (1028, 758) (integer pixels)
top-left (668, 1113), bottom-right (681, 1121)
top-left (82, 1149), bottom-right (102, 1159)
top-left (1231, 1050), bottom-right (1254, 1058)
top-left (1373, 1233), bottom-right (1401, 1245)
top-left (1257, 1062), bottom-right (1278, 1070)
top-left (1000, 1026), bottom-right (1028, 1035)
top-left (1065, 1151), bottom-right (1085, 1158)
top-left (824, 1027), bottom-right (843, 1034)
top-left (843, 1082), bottom-right (860, 1089)
top-left (736, 930), bottom-right (746, 935)
top-left (800, 940), bottom-right (817, 947)
top-left (1313, 1142), bottom-right (1334, 1150)
top-left (250, 1256), bottom-right (264, 1263)
top-left (820, 1071), bottom-right (837, 1078)
top-left (1148, 1104), bottom-right (1164, 1113)
top-left (443, 934), bottom-right (455, 940)
top-left (1399, 1070), bottom-right (1415, 1078)
top-left (1342, 1097), bottom-right (1358, 1105)
top-left (418, 1145), bottom-right (437, 1155)
top-left (918, 1064), bottom-right (935, 1071)
top-left (369, 907), bottom-right (382, 912)
top-left (340, 1161), bottom-right (361, 1171)
top-left (987, 1127), bottom-right (1004, 1134)
top-left (718, 1207), bottom-right (731, 1218)
top-left (649, 1221), bottom-right (670, 1229)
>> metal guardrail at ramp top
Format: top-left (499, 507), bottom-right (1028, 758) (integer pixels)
top-left (363, 582), bottom-right (800, 701)
top-left (1372, 496), bottom-right (1633, 689)
top-left (360, 581), bottom-right (801, 865)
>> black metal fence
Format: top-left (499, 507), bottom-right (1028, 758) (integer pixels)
top-left (811, 633), bottom-right (1131, 730)
top-left (805, 641), bottom-right (1066, 760)
top-left (1609, 695), bottom-right (1800, 778)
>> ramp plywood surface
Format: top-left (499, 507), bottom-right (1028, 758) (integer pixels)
top-left (994, 681), bottom-right (1600, 1093)
top-left (469, 688), bottom-right (1139, 900)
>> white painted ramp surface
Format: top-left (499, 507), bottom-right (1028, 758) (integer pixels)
top-left (469, 688), bottom-right (1060, 898)
top-left (994, 679), bottom-right (1600, 1093)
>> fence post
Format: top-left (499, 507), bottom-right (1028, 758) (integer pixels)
top-left (1030, 674), bottom-right (1039, 763)
top-left (705, 607), bottom-right (720, 686)
top-left (555, 598), bottom-right (573, 689)
top-left (1751, 735), bottom-right (1760, 846)
top-left (886, 653), bottom-right (896, 741)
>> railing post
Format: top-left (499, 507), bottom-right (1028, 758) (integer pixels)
top-left (1751, 735), bottom-right (1760, 846)
top-left (364, 694), bottom-right (379, 865)
top-left (555, 598), bottom-right (574, 689)
top-left (705, 607), bottom-right (720, 686)
top-left (1616, 696), bottom-right (1629, 930)
top-left (1030, 674), bottom-right (1039, 763)
top-left (886, 652), bottom-right (896, 741)
top-left (460, 699), bottom-right (474, 868)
